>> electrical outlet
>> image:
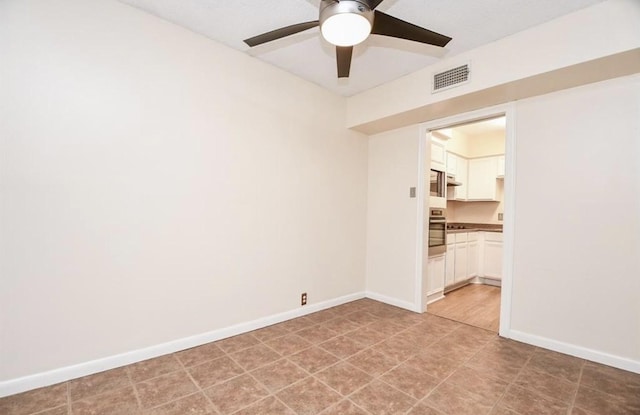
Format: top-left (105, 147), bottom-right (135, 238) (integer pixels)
top-left (498, 213), bottom-right (504, 221)
top-left (301, 292), bottom-right (307, 306)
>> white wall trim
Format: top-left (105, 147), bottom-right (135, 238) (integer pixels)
top-left (506, 329), bottom-right (640, 375)
top-left (499, 104), bottom-right (517, 336)
top-left (415, 126), bottom-right (428, 312)
top-left (0, 291), bottom-right (365, 398)
top-left (365, 291), bottom-right (419, 313)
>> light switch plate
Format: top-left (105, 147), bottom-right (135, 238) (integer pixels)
top-left (498, 213), bottom-right (504, 221)
top-left (409, 187), bottom-right (416, 198)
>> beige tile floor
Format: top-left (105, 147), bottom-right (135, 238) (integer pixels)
top-left (1, 298), bottom-right (639, 415)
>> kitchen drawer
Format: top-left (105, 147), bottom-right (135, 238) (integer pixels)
top-left (455, 232), bottom-right (468, 243)
top-left (484, 232), bottom-right (503, 242)
top-left (467, 231), bottom-right (478, 241)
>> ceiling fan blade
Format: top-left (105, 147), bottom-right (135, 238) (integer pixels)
top-left (367, 0), bottom-right (386, 9)
top-left (371, 11), bottom-right (452, 47)
top-left (336, 46), bottom-right (353, 78)
top-left (244, 20), bottom-right (319, 47)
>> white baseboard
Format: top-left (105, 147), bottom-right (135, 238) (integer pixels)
top-left (505, 329), bottom-right (640, 374)
top-left (426, 293), bottom-right (445, 305)
top-left (365, 291), bottom-right (419, 312)
top-left (0, 291), bottom-right (366, 398)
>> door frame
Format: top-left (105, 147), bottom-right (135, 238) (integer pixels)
top-left (415, 103), bottom-right (516, 337)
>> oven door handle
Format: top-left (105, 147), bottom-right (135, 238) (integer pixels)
top-left (429, 219), bottom-right (446, 223)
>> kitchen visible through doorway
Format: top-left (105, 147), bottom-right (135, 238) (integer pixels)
top-left (425, 116), bottom-right (506, 332)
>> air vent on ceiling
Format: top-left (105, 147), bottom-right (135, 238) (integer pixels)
top-left (432, 63), bottom-right (470, 93)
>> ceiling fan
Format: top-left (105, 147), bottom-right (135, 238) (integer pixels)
top-left (243, 0), bottom-right (452, 79)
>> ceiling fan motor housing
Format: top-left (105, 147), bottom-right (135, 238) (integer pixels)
top-left (319, 0), bottom-right (374, 28)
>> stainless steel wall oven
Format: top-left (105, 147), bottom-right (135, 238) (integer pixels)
top-left (428, 208), bottom-right (447, 256)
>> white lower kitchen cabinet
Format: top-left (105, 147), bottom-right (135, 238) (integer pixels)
top-left (483, 232), bottom-right (503, 279)
top-left (445, 243), bottom-right (455, 287)
top-left (454, 240), bottom-right (468, 283)
top-left (427, 255), bottom-right (446, 296)
top-left (468, 239), bottom-right (479, 277)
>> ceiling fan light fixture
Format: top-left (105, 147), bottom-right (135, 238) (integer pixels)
top-left (319, 0), bottom-right (373, 47)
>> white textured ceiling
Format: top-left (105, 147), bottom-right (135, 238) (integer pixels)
top-left (118, 0), bottom-right (605, 96)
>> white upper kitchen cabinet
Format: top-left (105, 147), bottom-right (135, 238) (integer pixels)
top-left (431, 140), bottom-right (446, 171)
top-left (454, 157), bottom-right (468, 201)
top-left (446, 152), bottom-right (457, 176)
top-left (467, 157), bottom-right (499, 201)
top-left (497, 155), bottom-right (505, 178)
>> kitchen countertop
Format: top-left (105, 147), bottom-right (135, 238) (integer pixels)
top-left (446, 222), bottom-right (503, 233)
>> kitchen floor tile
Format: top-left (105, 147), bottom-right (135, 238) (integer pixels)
top-left (344, 310), bottom-right (379, 326)
top-left (0, 383), bottom-right (68, 415)
top-left (204, 374), bottom-right (269, 414)
top-left (128, 354), bottom-right (183, 383)
top-left (276, 377), bottom-right (342, 415)
top-left (372, 335), bottom-right (420, 363)
top-left (250, 359), bottom-right (309, 393)
top-left (34, 406), bottom-right (69, 415)
top-left (406, 352), bottom-right (460, 380)
top-left (141, 392), bottom-right (215, 415)
top-left (513, 365), bottom-right (577, 403)
top-left (174, 343), bottom-right (225, 367)
top-left (349, 326), bottom-right (391, 347)
top-left (265, 333), bottom-right (312, 356)
top-left (187, 355), bottom-right (244, 389)
top-left (349, 380), bottom-right (417, 415)
top-left (233, 396), bottom-right (296, 415)
top-left (525, 348), bottom-right (584, 383)
top-left (297, 325), bottom-right (340, 344)
top-left (306, 309), bottom-right (340, 325)
top-left (319, 335), bottom-right (367, 359)
top-left (423, 382), bottom-right (494, 415)
top-left (498, 384), bottom-right (569, 415)
top-left (215, 333), bottom-right (260, 354)
top-left (230, 343), bottom-right (281, 371)
top-left (315, 362), bottom-right (373, 396)
top-left (135, 370), bottom-right (197, 409)
top-left (380, 363), bottom-right (440, 400)
top-left (573, 384), bottom-right (640, 415)
top-left (323, 317), bottom-right (361, 335)
top-left (347, 349), bottom-right (398, 377)
top-left (68, 367), bottom-right (131, 401)
top-left (579, 361), bottom-right (640, 401)
top-left (407, 403), bottom-right (446, 415)
top-left (319, 399), bottom-right (370, 415)
top-left (250, 323), bottom-right (290, 342)
top-left (70, 386), bottom-right (140, 415)
top-left (440, 366), bottom-right (508, 405)
top-left (288, 347), bottom-right (339, 374)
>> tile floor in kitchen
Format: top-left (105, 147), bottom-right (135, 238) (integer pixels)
top-left (2, 298), bottom-right (639, 415)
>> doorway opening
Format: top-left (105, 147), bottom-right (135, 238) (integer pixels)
top-left (421, 113), bottom-right (510, 334)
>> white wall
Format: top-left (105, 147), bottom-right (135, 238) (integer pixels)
top-left (0, 0), bottom-right (368, 386)
top-left (510, 75), bottom-right (640, 367)
top-left (365, 126), bottom-right (422, 310)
